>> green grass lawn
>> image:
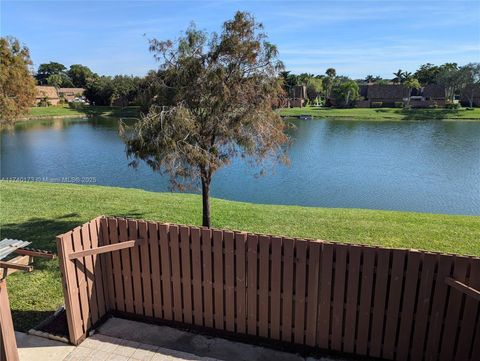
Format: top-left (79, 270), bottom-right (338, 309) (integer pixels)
top-left (278, 106), bottom-right (480, 120)
top-left (1, 181), bottom-right (479, 331)
top-left (27, 105), bottom-right (140, 119)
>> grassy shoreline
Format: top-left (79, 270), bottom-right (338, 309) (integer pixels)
top-left (1, 181), bottom-right (479, 331)
top-left (16, 105), bottom-right (480, 122)
top-left (278, 106), bottom-right (480, 120)
top-left (24, 105), bottom-right (140, 120)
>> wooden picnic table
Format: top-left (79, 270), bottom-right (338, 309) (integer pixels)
top-left (0, 238), bottom-right (56, 279)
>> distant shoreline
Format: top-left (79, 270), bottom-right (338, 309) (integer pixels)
top-left (277, 106), bottom-right (480, 121)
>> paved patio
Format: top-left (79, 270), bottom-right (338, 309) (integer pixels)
top-left (17, 317), bottom-right (346, 361)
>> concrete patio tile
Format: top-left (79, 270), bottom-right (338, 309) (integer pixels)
top-left (88, 349), bottom-right (112, 361)
top-left (82, 334), bottom-right (123, 353)
top-left (113, 339), bottom-right (140, 357)
top-left (106, 354), bottom-right (130, 361)
top-left (67, 345), bottom-right (94, 358)
top-left (130, 343), bottom-right (159, 361)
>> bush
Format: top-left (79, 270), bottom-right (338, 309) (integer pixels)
top-left (68, 102), bottom-right (85, 110)
top-left (445, 103), bottom-right (461, 109)
top-left (371, 102), bottom-right (383, 108)
top-left (394, 102), bottom-right (403, 108)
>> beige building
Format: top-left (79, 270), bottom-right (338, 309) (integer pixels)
top-left (35, 86), bottom-right (60, 106)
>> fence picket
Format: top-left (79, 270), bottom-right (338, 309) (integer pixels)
top-left (159, 224), bottom-right (173, 321)
top-left (235, 233), bottom-right (247, 334)
top-left (169, 225), bottom-right (183, 322)
top-left (224, 231), bottom-right (235, 332)
top-left (294, 240), bottom-right (307, 345)
top-left (213, 230), bottom-right (224, 330)
top-left (139, 221), bottom-right (153, 317)
top-left (259, 235), bottom-right (270, 338)
top-left (356, 247), bottom-right (375, 356)
top-left (331, 244), bottom-right (347, 350)
top-left (148, 221), bottom-right (162, 318)
top-left (191, 228), bottom-right (203, 326)
top-left (202, 228), bottom-right (214, 328)
top-left (343, 246), bottom-right (361, 353)
top-left (118, 219), bottom-right (134, 314)
top-left (180, 226), bottom-right (193, 325)
top-left (247, 234), bottom-right (258, 336)
top-left (369, 248), bottom-right (390, 357)
top-left (281, 237), bottom-right (294, 343)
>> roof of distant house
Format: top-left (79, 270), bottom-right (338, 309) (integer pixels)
top-left (367, 84), bottom-right (409, 100)
top-left (35, 86), bottom-right (59, 99)
top-left (423, 84), bottom-right (445, 99)
top-left (58, 88), bottom-right (85, 94)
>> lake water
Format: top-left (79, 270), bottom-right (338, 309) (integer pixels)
top-left (1, 117), bottom-right (479, 215)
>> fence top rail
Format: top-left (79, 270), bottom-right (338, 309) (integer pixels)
top-left (56, 215), bottom-right (480, 260)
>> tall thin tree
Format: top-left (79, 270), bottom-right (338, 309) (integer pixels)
top-left (123, 12), bottom-right (289, 227)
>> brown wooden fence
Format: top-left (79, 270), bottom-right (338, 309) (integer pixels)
top-left (57, 216), bottom-right (480, 361)
top-left (0, 280), bottom-right (19, 361)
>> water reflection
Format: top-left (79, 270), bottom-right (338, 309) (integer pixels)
top-left (1, 117), bottom-right (479, 215)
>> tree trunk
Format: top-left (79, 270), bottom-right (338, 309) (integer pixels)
top-left (201, 177), bottom-right (211, 228)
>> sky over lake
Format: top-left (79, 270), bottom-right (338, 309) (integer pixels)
top-left (2, 0), bottom-right (479, 78)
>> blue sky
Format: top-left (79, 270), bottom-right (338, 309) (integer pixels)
top-left (2, 0), bottom-right (479, 79)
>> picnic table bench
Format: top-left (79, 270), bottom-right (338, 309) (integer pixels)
top-left (0, 238), bottom-right (56, 279)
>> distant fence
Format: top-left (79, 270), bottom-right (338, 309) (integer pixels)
top-left (57, 216), bottom-right (480, 361)
top-left (0, 280), bottom-right (19, 361)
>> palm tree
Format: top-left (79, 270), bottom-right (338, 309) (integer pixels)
top-left (403, 71), bottom-right (413, 81)
top-left (393, 69), bottom-right (404, 84)
top-left (365, 74), bottom-right (375, 83)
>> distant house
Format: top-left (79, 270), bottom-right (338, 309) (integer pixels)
top-left (35, 86), bottom-right (60, 106)
top-left (58, 88), bottom-right (86, 102)
top-left (366, 85), bottom-right (409, 106)
top-left (348, 84), bottom-right (447, 108)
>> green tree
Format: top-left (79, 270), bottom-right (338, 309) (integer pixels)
top-left (0, 36), bottom-right (36, 124)
top-left (333, 79), bottom-right (359, 107)
top-left (111, 75), bottom-right (140, 107)
top-left (325, 68), bottom-right (336, 78)
top-left (123, 12), bottom-right (289, 227)
top-left (84, 75), bottom-right (114, 105)
top-left (306, 77), bottom-right (323, 104)
top-left (458, 63), bottom-right (480, 107)
top-left (414, 63), bottom-right (440, 85)
top-left (324, 68), bottom-right (337, 101)
top-left (68, 64), bottom-right (94, 88)
top-left (436, 63), bottom-right (460, 103)
top-left (46, 73), bottom-right (74, 88)
top-left (403, 78), bottom-right (421, 107)
top-left (36, 61), bottom-right (67, 84)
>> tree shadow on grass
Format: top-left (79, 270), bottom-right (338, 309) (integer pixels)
top-left (1, 214), bottom-right (81, 254)
top-left (400, 109), bottom-right (461, 120)
top-left (11, 310), bottom-right (61, 333)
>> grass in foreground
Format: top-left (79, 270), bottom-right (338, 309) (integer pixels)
top-left (1, 181), bottom-right (479, 331)
top-left (27, 105), bottom-right (140, 119)
top-left (278, 106), bottom-right (480, 120)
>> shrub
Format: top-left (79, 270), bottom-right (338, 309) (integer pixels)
top-left (371, 102), bottom-right (383, 108)
top-left (445, 103), bottom-right (461, 109)
top-left (68, 102), bottom-right (85, 110)
top-left (394, 102), bottom-right (403, 108)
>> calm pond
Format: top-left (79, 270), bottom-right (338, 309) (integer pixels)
top-left (1, 117), bottom-right (479, 215)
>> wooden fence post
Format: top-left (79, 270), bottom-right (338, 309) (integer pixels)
top-left (0, 280), bottom-right (19, 361)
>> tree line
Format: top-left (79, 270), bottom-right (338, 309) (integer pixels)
top-left (281, 62), bottom-right (480, 107)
